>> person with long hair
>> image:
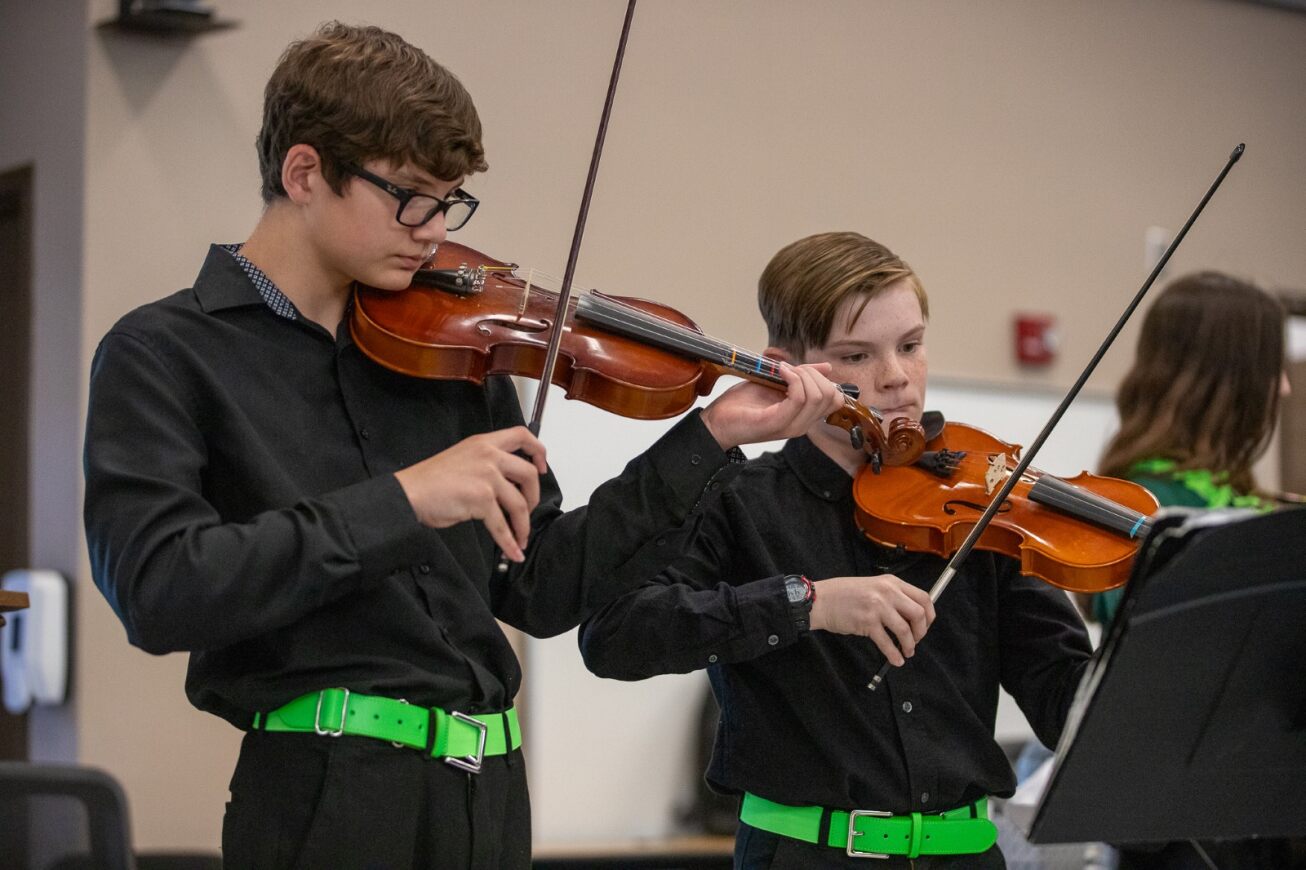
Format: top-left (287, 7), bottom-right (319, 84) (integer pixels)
top-left (1087, 270), bottom-right (1291, 627)
top-left (1087, 270), bottom-right (1295, 870)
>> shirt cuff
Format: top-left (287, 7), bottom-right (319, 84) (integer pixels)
top-left (321, 474), bottom-right (427, 581)
top-left (642, 408), bottom-right (732, 519)
top-left (734, 574), bottom-right (803, 653)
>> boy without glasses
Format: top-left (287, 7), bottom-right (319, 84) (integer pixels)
top-left (83, 22), bottom-right (842, 868)
top-left (581, 231), bottom-right (1093, 869)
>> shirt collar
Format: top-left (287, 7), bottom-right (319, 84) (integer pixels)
top-left (780, 435), bottom-right (857, 504)
top-left (191, 243), bottom-right (301, 320)
top-left (221, 243), bottom-right (299, 320)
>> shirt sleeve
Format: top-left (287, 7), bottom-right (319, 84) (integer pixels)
top-left (997, 559), bottom-right (1094, 749)
top-left (576, 488), bottom-right (803, 680)
top-left (485, 372), bottom-right (760, 637)
top-left (83, 329), bottom-right (429, 654)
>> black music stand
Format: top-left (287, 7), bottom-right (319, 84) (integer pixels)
top-left (1025, 506), bottom-right (1306, 845)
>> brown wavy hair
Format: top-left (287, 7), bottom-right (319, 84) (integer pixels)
top-left (1099, 271), bottom-right (1285, 493)
top-left (758, 232), bottom-right (927, 355)
top-left (257, 21), bottom-right (488, 203)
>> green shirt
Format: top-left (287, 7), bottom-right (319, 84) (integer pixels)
top-left (1089, 459), bottom-right (1270, 626)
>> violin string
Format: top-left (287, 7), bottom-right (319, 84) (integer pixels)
top-left (934, 454), bottom-right (1147, 530)
top-left (483, 272), bottom-right (742, 372)
top-left (599, 297), bottom-right (757, 364)
top-left (1030, 474), bottom-right (1147, 524)
top-left (579, 294), bottom-right (787, 383)
top-left (1029, 478), bottom-right (1148, 536)
top-left (576, 293), bottom-right (702, 351)
top-left (581, 295), bottom-right (728, 362)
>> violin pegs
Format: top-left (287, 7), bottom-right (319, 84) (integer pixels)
top-left (849, 425), bottom-right (865, 451)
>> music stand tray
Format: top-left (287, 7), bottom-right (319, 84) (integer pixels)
top-left (1026, 507), bottom-right (1306, 844)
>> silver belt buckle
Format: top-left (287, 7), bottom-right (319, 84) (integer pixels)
top-left (443, 711), bottom-right (489, 774)
top-left (313, 687), bottom-right (349, 737)
top-left (846, 809), bottom-right (893, 859)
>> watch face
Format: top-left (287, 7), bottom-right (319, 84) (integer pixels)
top-left (784, 576), bottom-right (806, 603)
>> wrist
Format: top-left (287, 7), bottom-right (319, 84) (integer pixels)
top-left (698, 405), bottom-right (736, 450)
top-left (808, 583), bottom-right (826, 631)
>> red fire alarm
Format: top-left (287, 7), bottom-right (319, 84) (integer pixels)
top-left (1015, 313), bottom-right (1057, 365)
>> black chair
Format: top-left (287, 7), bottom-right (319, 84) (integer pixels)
top-left (0, 762), bottom-right (222, 870)
top-left (0, 761), bottom-right (135, 870)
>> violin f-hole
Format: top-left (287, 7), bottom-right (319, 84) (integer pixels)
top-left (943, 499), bottom-right (1012, 517)
top-left (474, 315), bottom-right (552, 335)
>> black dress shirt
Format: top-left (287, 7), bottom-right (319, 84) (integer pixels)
top-left (84, 245), bottom-right (731, 729)
top-left (580, 435), bottom-right (1092, 814)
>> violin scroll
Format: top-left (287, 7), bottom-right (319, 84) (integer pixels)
top-left (826, 397), bottom-right (925, 470)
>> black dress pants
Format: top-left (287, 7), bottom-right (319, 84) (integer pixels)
top-left (221, 730), bottom-right (530, 869)
top-left (733, 821), bottom-right (1007, 869)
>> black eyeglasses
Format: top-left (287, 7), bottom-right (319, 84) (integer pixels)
top-left (343, 162), bottom-right (479, 231)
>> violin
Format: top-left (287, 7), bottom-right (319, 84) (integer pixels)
top-left (852, 420), bottom-right (1159, 594)
top-left (351, 241), bottom-right (926, 467)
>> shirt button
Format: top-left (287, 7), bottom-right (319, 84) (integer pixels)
top-left (359, 427), bottom-right (371, 440)
top-left (418, 563), bottom-right (431, 574)
top-left (767, 634), bottom-right (779, 646)
top-left (901, 701), bottom-right (913, 713)
top-left (821, 490), bottom-right (831, 499)
top-left (921, 792), bottom-right (930, 804)
top-left (656, 538), bottom-right (667, 547)
top-left (690, 453), bottom-right (702, 465)
top-left (708, 654), bottom-right (718, 663)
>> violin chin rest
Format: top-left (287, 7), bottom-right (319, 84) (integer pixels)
top-left (920, 410), bottom-right (946, 441)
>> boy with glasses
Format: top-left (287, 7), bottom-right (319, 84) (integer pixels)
top-left (580, 231), bottom-right (1093, 868)
top-left (83, 22), bottom-right (843, 869)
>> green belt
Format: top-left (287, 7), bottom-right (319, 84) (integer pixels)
top-left (252, 688), bottom-right (521, 773)
top-left (741, 792), bottom-right (997, 859)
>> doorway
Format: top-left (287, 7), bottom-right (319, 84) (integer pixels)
top-left (0, 164), bottom-right (33, 763)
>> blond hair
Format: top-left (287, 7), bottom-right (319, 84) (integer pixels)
top-left (758, 232), bottom-right (927, 355)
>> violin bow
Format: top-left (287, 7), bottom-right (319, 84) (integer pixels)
top-left (868, 143), bottom-right (1246, 691)
top-left (527, 0), bottom-right (638, 435)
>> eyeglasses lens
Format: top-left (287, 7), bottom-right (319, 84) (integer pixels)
top-left (399, 195), bottom-right (474, 231)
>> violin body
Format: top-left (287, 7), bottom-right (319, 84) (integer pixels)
top-left (353, 242), bottom-right (722, 419)
top-left (853, 421), bottom-right (1159, 593)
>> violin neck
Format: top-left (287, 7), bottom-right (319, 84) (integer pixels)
top-left (1027, 475), bottom-right (1153, 541)
top-left (575, 292), bottom-right (788, 388)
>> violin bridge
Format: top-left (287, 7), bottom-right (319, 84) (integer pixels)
top-left (519, 269), bottom-right (537, 317)
top-left (985, 453), bottom-right (1008, 495)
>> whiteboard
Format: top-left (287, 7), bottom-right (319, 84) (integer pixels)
top-left (523, 377), bottom-right (1118, 843)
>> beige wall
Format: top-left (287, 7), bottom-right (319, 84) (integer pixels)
top-left (0, 0), bottom-right (87, 765)
top-left (42, 0), bottom-right (1306, 852)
